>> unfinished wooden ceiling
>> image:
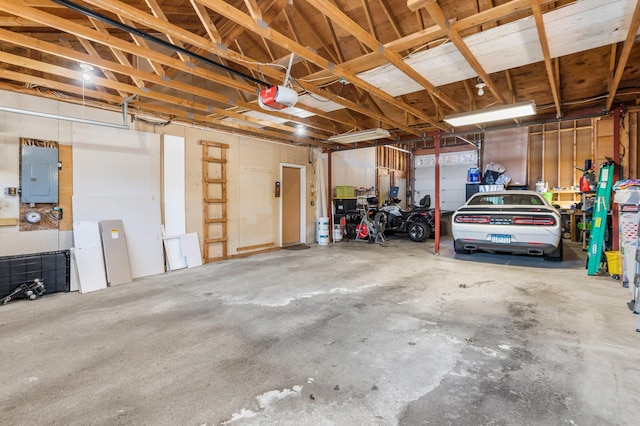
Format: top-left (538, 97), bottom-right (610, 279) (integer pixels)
top-left (1, 0), bottom-right (639, 147)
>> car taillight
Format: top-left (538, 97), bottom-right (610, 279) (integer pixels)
top-left (455, 215), bottom-right (490, 224)
top-left (512, 216), bottom-right (556, 226)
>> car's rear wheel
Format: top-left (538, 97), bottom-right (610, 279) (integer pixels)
top-left (543, 240), bottom-right (563, 262)
top-left (453, 240), bottom-right (471, 254)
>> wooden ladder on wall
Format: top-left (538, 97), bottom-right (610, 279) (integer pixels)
top-left (200, 140), bottom-right (229, 263)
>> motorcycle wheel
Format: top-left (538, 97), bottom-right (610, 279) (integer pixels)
top-left (373, 212), bottom-right (387, 233)
top-left (408, 221), bottom-right (428, 242)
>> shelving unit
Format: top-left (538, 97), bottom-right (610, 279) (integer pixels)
top-left (580, 192), bottom-right (596, 250)
top-left (548, 189), bottom-right (580, 209)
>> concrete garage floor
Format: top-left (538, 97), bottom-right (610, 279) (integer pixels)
top-left (1, 238), bottom-right (638, 426)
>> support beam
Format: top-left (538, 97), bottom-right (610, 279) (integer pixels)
top-left (532, 0), bottom-right (562, 118)
top-left (610, 105), bottom-right (626, 251)
top-left (434, 131), bottom-right (441, 255)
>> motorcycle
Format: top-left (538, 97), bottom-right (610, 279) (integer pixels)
top-left (368, 195), bottom-right (434, 242)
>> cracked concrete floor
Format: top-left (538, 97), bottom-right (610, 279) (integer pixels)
top-left (1, 239), bottom-right (638, 425)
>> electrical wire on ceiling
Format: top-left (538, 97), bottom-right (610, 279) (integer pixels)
top-left (50, 0), bottom-right (271, 88)
top-left (134, 116), bottom-right (172, 127)
top-left (406, 37), bottom-right (451, 57)
top-left (293, 76), bottom-right (346, 103)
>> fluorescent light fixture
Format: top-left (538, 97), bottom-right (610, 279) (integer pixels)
top-left (328, 127), bottom-right (391, 144)
top-left (443, 100), bottom-right (537, 127)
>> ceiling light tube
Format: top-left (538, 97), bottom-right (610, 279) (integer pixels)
top-left (328, 128), bottom-right (391, 144)
top-left (444, 100), bottom-right (537, 127)
top-left (0, 106), bottom-right (129, 129)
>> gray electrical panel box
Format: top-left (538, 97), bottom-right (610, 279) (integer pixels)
top-left (21, 145), bottom-right (59, 203)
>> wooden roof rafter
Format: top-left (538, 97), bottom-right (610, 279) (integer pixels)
top-left (87, 17), bottom-right (147, 89)
top-left (28, 0), bottom-right (365, 134)
top-left (61, 0), bottom-right (410, 135)
top-left (194, 0), bottom-right (434, 135)
top-left (305, 0), bottom-right (461, 116)
top-left (412, 0), bottom-right (507, 105)
top-left (0, 47), bottom-right (332, 141)
top-left (531, 0), bottom-right (562, 118)
top-left (143, 0), bottom-right (189, 63)
top-left (117, 15), bottom-right (166, 77)
top-left (605, 0), bottom-right (640, 111)
top-left (71, 36), bottom-right (126, 97)
top-left (0, 25), bottom-right (347, 138)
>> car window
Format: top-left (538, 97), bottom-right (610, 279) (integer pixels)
top-left (468, 194), bottom-right (545, 206)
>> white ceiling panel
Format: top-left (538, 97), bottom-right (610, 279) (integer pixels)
top-left (407, 42), bottom-right (476, 87)
top-left (545, 0), bottom-right (637, 58)
top-left (296, 94), bottom-right (344, 112)
top-left (356, 0), bottom-right (639, 99)
top-left (357, 63), bottom-right (422, 96)
top-left (466, 17), bottom-right (542, 74)
top-left (238, 0), bottom-right (640, 124)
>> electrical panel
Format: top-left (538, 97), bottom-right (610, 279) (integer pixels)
top-left (21, 145), bottom-right (59, 203)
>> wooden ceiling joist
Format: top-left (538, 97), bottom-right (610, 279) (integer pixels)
top-left (532, 0), bottom-right (561, 118)
top-left (194, 0), bottom-right (446, 134)
top-left (0, 0), bottom-right (637, 145)
top-left (305, 0), bottom-right (461, 115)
top-left (418, 0), bottom-right (507, 105)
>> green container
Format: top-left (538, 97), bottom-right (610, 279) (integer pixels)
top-left (542, 192), bottom-right (553, 203)
top-left (334, 186), bottom-right (355, 198)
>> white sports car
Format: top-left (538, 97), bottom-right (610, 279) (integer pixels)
top-left (452, 190), bottom-right (563, 261)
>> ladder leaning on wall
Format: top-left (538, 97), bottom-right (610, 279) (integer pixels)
top-left (586, 161), bottom-right (615, 276)
top-left (200, 140), bottom-right (229, 263)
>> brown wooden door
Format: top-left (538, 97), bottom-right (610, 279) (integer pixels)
top-left (282, 166), bottom-right (300, 245)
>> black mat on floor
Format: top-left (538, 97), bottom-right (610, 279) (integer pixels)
top-left (283, 244), bottom-right (311, 250)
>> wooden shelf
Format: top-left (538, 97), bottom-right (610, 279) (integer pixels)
top-left (0, 217), bottom-right (18, 226)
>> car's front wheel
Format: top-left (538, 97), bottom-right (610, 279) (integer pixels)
top-left (543, 240), bottom-right (563, 262)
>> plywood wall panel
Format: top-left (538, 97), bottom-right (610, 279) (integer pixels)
top-left (576, 128), bottom-right (592, 171)
top-left (596, 117), bottom-right (614, 170)
top-left (559, 129), bottom-right (575, 188)
top-left (545, 128), bottom-right (559, 187)
top-left (483, 127), bottom-right (528, 185)
top-left (529, 132), bottom-right (543, 189)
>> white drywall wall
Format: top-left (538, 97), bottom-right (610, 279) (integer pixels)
top-left (72, 125), bottom-right (164, 278)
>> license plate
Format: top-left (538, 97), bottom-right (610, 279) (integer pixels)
top-left (491, 234), bottom-right (511, 244)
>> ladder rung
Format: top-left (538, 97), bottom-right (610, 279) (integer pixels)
top-left (205, 178), bottom-right (227, 183)
top-left (204, 157), bottom-right (227, 163)
top-left (205, 218), bottom-right (228, 223)
top-left (200, 140), bottom-right (229, 149)
top-left (205, 237), bottom-right (228, 244)
top-left (204, 198), bottom-right (227, 203)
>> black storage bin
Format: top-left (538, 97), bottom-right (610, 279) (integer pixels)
top-left (335, 198), bottom-right (357, 213)
top-left (0, 250), bottom-right (70, 299)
